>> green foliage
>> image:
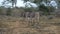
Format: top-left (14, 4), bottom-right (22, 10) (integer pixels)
top-left (0, 6), bottom-right (6, 15)
top-left (33, 0), bottom-right (42, 3)
top-left (39, 4), bottom-right (55, 15)
top-left (23, 0), bottom-right (55, 15)
top-left (24, 8), bottom-right (32, 12)
top-left (23, 0), bottom-right (29, 3)
top-left (0, 8), bottom-right (2, 14)
top-left (6, 7), bottom-right (12, 16)
top-left (2, 0), bottom-right (17, 7)
top-left (24, 7), bottom-right (38, 12)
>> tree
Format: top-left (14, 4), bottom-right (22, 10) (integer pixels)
top-left (2, 0), bottom-right (17, 7)
top-left (23, 0), bottom-right (56, 15)
top-left (57, 0), bottom-right (60, 8)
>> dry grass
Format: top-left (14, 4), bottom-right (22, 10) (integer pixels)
top-left (0, 15), bottom-right (60, 34)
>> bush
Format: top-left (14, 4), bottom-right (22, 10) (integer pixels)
top-left (0, 8), bottom-right (2, 15)
top-left (39, 4), bottom-right (55, 15)
top-left (6, 7), bottom-right (12, 16)
top-left (0, 7), bottom-right (3, 14)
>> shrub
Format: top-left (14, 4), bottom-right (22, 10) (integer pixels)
top-left (6, 7), bottom-right (12, 16)
top-left (0, 7), bottom-right (2, 15)
top-left (39, 4), bottom-right (55, 15)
